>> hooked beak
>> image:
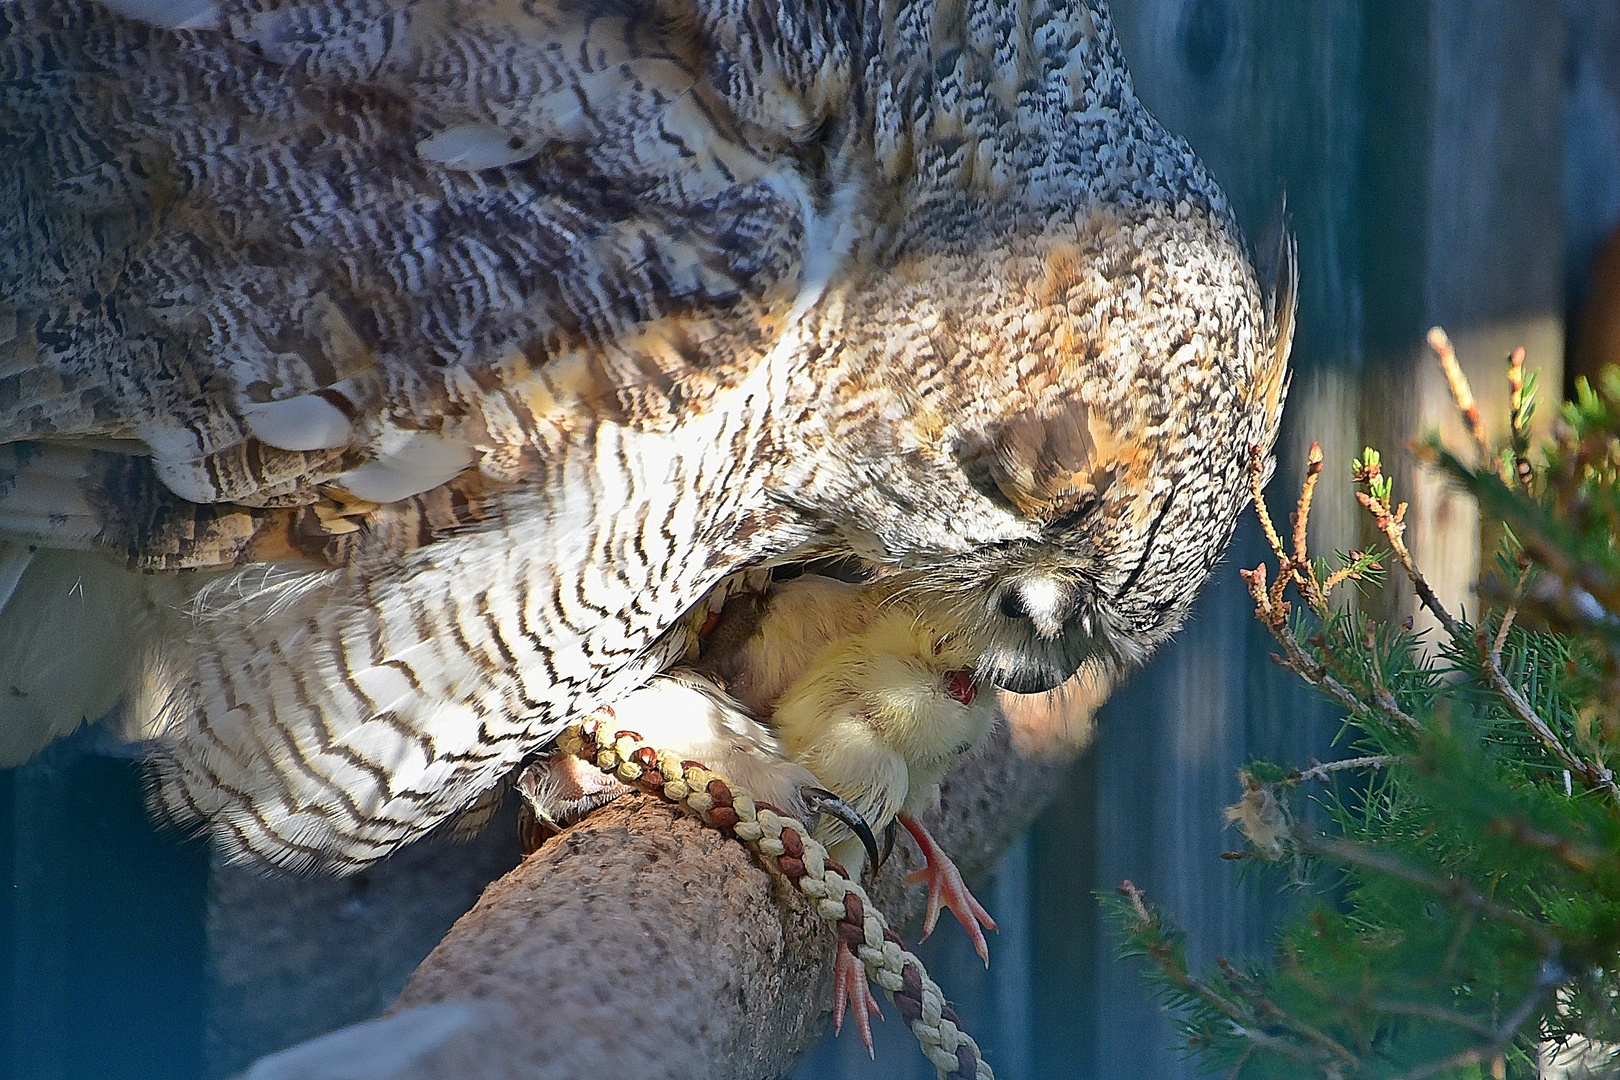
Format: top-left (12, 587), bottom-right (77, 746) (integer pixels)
top-left (983, 576), bottom-right (1094, 693)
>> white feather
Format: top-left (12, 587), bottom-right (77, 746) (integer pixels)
top-left (415, 125), bottom-right (541, 172)
top-left (241, 395), bottom-right (354, 452)
top-left (334, 430), bottom-right (475, 503)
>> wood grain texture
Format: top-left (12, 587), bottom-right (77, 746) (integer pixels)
top-left (233, 680), bottom-right (1111, 1080)
top-left (394, 798), bottom-right (833, 1080)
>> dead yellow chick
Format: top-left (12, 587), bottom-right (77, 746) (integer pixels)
top-left (679, 574), bottom-right (1001, 1047)
top-left (519, 573), bottom-right (1000, 1054)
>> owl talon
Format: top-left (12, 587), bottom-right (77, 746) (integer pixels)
top-left (878, 819), bottom-right (897, 869)
top-left (899, 813), bottom-right (997, 966)
top-left (514, 752), bottom-right (631, 852)
top-left (800, 786), bottom-right (881, 872)
top-left (832, 939), bottom-right (881, 1056)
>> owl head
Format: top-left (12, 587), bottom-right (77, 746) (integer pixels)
top-left (955, 206), bottom-right (1296, 694)
top-left (794, 195), bottom-right (1295, 695)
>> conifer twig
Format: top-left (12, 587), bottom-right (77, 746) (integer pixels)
top-left (1388, 962), bottom-right (1563, 1080)
top-left (1249, 443), bottom-right (1334, 613)
top-left (1299, 837), bottom-right (1561, 954)
top-left (1356, 486), bottom-right (1463, 640)
top-left (1490, 608), bottom-right (1517, 663)
top-left (1428, 326), bottom-right (1491, 461)
top-left (1291, 755), bottom-right (1399, 785)
top-left (1241, 569), bottom-right (1420, 736)
top-left (1215, 958), bottom-right (1360, 1067)
top-left (1473, 627), bottom-right (1620, 804)
top-left (1243, 454), bottom-right (1422, 736)
top-left (1116, 883), bottom-right (1336, 1069)
top-left (1352, 459), bottom-right (1620, 806)
top-left (1366, 998), bottom-right (1497, 1039)
top-left (1250, 444), bottom-right (1288, 564)
top-left (1506, 346), bottom-right (1533, 489)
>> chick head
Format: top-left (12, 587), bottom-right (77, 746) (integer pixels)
top-left (770, 605), bottom-right (995, 871)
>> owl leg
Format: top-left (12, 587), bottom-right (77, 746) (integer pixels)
top-left (832, 938), bottom-right (882, 1056)
top-left (898, 813), bottom-right (998, 966)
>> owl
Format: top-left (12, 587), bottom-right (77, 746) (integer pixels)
top-left (0, 0), bottom-right (1297, 872)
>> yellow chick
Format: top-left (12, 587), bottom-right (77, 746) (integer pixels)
top-left (757, 592), bottom-right (997, 1051)
top-left (693, 573), bottom-right (878, 720)
top-left (519, 574), bottom-right (999, 1053)
top-left (768, 600), bottom-right (995, 914)
top-left (699, 576), bottom-right (996, 915)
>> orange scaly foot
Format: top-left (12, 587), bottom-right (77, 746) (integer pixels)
top-left (899, 812), bottom-right (998, 966)
top-left (832, 939), bottom-right (882, 1056)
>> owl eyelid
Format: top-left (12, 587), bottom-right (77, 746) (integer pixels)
top-left (1042, 502), bottom-right (1099, 534)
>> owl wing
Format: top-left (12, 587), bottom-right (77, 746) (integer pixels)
top-left (0, 0), bottom-right (864, 868)
top-left (0, 0), bottom-right (854, 566)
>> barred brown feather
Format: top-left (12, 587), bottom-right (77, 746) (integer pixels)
top-left (0, 0), bottom-right (1294, 870)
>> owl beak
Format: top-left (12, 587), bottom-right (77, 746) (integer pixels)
top-left (996, 576), bottom-right (1076, 639)
top-left (985, 654), bottom-right (1073, 694)
top-left (983, 578), bottom-right (1088, 693)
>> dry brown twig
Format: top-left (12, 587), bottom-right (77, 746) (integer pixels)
top-left (1428, 326), bottom-right (1492, 463)
top-left (1248, 442), bottom-right (1340, 616)
top-left (1242, 447), bottom-right (1421, 735)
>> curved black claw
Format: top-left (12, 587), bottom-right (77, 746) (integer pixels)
top-left (801, 787), bottom-right (880, 872)
top-left (878, 819), bottom-right (897, 869)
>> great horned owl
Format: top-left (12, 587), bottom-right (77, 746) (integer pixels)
top-left (0, 0), bottom-right (1297, 872)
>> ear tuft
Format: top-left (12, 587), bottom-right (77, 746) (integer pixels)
top-left (1254, 193), bottom-right (1299, 435)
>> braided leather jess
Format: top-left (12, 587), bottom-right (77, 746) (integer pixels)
top-left (556, 717), bottom-right (994, 1080)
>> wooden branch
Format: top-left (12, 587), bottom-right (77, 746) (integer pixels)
top-left (396, 797), bottom-right (832, 1079)
top-left (238, 674), bottom-right (1111, 1080)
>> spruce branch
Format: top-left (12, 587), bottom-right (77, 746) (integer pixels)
top-left (1291, 756), bottom-right (1400, 786)
top-left (1414, 330), bottom-right (1620, 805)
top-left (1115, 883), bottom-right (1345, 1071)
top-left (1473, 624), bottom-right (1620, 803)
top-left (1121, 338), bottom-right (1620, 1079)
top-left (1296, 836), bottom-right (1561, 955)
top-left (1388, 963), bottom-right (1564, 1080)
top-left (1215, 957), bottom-right (1362, 1068)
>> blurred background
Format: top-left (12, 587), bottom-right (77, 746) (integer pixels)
top-left (4, 1), bottom-right (1617, 1078)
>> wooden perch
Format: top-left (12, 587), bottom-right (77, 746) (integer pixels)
top-left (238, 676), bottom-right (1108, 1080)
